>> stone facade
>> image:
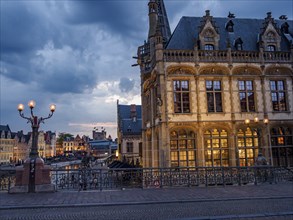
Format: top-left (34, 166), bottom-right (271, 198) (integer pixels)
top-left (137, 1), bottom-right (293, 168)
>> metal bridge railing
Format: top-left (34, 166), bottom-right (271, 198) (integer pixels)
top-left (1, 166), bottom-right (292, 192)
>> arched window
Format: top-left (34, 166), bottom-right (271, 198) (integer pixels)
top-left (204, 44), bottom-right (214, 50)
top-left (234, 37), bottom-right (243, 50)
top-left (170, 129), bottom-right (196, 167)
top-left (266, 45), bottom-right (275, 51)
top-left (204, 129), bottom-right (229, 167)
top-left (271, 127), bottom-right (293, 167)
top-left (237, 128), bottom-right (259, 166)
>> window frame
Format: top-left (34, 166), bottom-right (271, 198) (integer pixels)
top-left (266, 45), bottom-right (276, 51)
top-left (126, 142), bottom-right (134, 153)
top-left (238, 80), bottom-right (255, 112)
top-left (173, 80), bottom-right (190, 114)
top-left (237, 127), bottom-right (259, 166)
top-left (204, 129), bottom-right (229, 167)
top-left (170, 129), bottom-right (196, 167)
top-left (204, 44), bottom-right (214, 50)
top-left (271, 127), bottom-right (293, 167)
top-left (270, 80), bottom-right (287, 112)
top-left (206, 80), bottom-right (223, 113)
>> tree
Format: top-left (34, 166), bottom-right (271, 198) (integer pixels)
top-left (56, 133), bottom-right (74, 146)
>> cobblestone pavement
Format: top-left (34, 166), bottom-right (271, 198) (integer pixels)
top-left (0, 183), bottom-right (292, 219)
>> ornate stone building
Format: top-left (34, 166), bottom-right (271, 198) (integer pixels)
top-left (137, 0), bottom-right (293, 168)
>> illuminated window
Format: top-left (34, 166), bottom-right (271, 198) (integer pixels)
top-left (271, 127), bottom-right (293, 167)
top-left (270, 80), bottom-right (287, 111)
top-left (237, 128), bottom-right (259, 166)
top-left (239, 80), bottom-right (255, 112)
top-left (170, 129), bottom-right (196, 167)
top-left (204, 129), bottom-right (229, 167)
top-left (173, 80), bottom-right (190, 113)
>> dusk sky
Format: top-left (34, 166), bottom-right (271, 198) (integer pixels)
top-left (1, 0), bottom-right (292, 139)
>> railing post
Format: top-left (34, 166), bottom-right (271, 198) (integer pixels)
top-left (222, 167), bottom-right (225, 187)
top-left (8, 176), bottom-right (11, 193)
top-left (169, 168), bottom-right (172, 187)
top-left (159, 168), bottom-right (163, 189)
top-left (55, 170), bottom-right (58, 191)
top-left (187, 167), bottom-right (190, 187)
top-left (205, 168), bottom-right (208, 187)
top-left (238, 167), bottom-right (241, 186)
top-left (99, 169), bottom-right (102, 191)
top-left (254, 167), bottom-right (257, 185)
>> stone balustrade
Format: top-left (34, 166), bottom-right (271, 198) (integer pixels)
top-left (139, 48), bottom-right (291, 73)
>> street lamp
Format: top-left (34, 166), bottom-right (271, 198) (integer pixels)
top-left (18, 100), bottom-right (56, 158)
top-left (17, 100), bottom-right (56, 192)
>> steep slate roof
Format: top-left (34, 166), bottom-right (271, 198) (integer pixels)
top-left (166, 17), bottom-right (293, 51)
top-left (0, 125), bottom-right (11, 132)
top-left (117, 105), bottom-right (142, 135)
top-left (0, 124), bottom-right (16, 139)
top-left (89, 140), bottom-right (117, 150)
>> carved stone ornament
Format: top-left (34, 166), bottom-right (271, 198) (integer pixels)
top-left (167, 65), bottom-right (196, 75)
top-left (199, 65), bottom-right (229, 75)
top-left (232, 66), bottom-right (262, 76)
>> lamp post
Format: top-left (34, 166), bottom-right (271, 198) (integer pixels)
top-left (17, 100), bottom-right (56, 192)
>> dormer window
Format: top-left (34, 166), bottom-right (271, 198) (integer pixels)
top-left (234, 37), bottom-right (243, 50)
top-left (204, 44), bottom-right (214, 50)
top-left (225, 20), bottom-right (234, 32)
top-left (266, 45), bottom-right (275, 51)
top-left (199, 11), bottom-right (220, 50)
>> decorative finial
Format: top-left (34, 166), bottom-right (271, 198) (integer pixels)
top-left (228, 12), bottom-right (235, 18)
top-left (279, 15), bottom-right (288, 20)
top-left (267, 12), bottom-right (272, 18)
top-left (205, 10), bottom-right (210, 16)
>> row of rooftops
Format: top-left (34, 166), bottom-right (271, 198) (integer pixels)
top-left (0, 125), bottom-right (55, 144)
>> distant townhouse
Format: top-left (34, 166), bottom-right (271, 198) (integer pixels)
top-left (13, 130), bottom-right (30, 163)
top-left (0, 125), bottom-right (16, 164)
top-left (117, 102), bottom-right (142, 164)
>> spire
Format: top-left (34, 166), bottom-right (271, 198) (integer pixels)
top-left (156, 0), bottom-right (171, 43)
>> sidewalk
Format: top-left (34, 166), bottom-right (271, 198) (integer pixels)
top-left (0, 182), bottom-right (292, 209)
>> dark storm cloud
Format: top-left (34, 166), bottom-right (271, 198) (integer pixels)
top-left (0, 0), bottom-right (148, 96)
top-left (119, 77), bottom-right (135, 93)
top-left (1, 1), bottom-right (52, 54)
top-left (64, 0), bottom-right (147, 40)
